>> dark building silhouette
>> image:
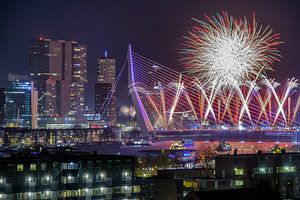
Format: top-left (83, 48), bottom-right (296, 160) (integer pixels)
top-left (0, 148), bottom-right (142, 199)
top-left (183, 187), bottom-right (281, 200)
top-left (95, 83), bottom-right (112, 120)
top-left (215, 152), bottom-right (300, 199)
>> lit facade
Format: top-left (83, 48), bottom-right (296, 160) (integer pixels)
top-left (95, 53), bottom-right (116, 125)
top-left (31, 86), bottom-right (38, 129)
top-left (5, 74), bottom-right (33, 128)
top-left (3, 128), bottom-right (108, 147)
top-left (0, 88), bottom-right (4, 127)
top-left (29, 38), bottom-right (87, 127)
top-left (97, 55), bottom-right (116, 84)
top-left (0, 150), bottom-right (142, 200)
top-left (69, 43), bottom-right (87, 117)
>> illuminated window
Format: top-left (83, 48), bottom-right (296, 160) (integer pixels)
top-left (17, 164), bottom-right (23, 172)
top-left (235, 180), bottom-right (244, 186)
top-left (253, 167), bottom-right (273, 174)
top-left (183, 180), bottom-right (193, 188)
top-left (41, 163), bottom-right (47, 171)
top-left (120, 186), bottom-right (131, 193)
top-left (278, 166), bottom-right (296, 173)
top-left (30, 163), bottom-right (37, 171)
top-left (62, 162), bottom-right (80, 170)
top-left (41, 176), bottom-right (51, 185)
top-left (234, 168), bottom-right (245, 175)
top-left (83, 173), bottom-right (92, 183)
top-left (27, 177), bottom-right (34, 182)
top-left (133, 185), bottom-right (141, 193)
top-left (99, 187), bottom-right (106, 194)
top-left (96, 172), bottom-right (106, 182)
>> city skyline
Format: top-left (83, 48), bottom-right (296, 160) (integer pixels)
top-left (1, 1), bottom-right (300, 199)
top-left (1, 0), bottom-right (300, 108)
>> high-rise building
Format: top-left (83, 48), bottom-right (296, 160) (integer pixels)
top-left (4, 73), bottom-right (37, 128)
top-left (69, 43), bottom-right (87, 117)
top-left (95, 52), bottom-right (116, 125)
top-left (29, 38), bottom-right (87, 127)
top-left (0, 88), bottom-right (5, 127)
top-left (31, 86), bottom-right (38, 129)
top-left (97, 52), bottom-right (116, 84)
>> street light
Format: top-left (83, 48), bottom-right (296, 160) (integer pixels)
top-left (100, 173), bottom-right (105, 179)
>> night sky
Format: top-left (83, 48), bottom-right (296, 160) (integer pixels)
top-left (1, 0), bottom-right (300, 108)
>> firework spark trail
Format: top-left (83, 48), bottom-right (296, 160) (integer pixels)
top-left (290, 96), bottom-right (300, 126)
top-left (195, 81), bottom-right (217, 122)
top-left (130, 43), bottom-right (300, 129)
top-left (134, 51), bottom-right (259, 126)
top-left (272, 78), bottom-right (298, 126)
top-left (183, 91), bottom-right (199, 123)
top-left (167, 75), bottom-right (185, 127)
top-left (220, 89), bottom-right (235, 122)
top-left (182, 11), bottom-right (282, 90)
top-left (254, 86), bottom-right (272, 126)
top-left (236, 81), bottom-right (256, 125)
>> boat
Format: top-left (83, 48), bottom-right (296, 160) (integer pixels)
top-left (216, 141), bottom-right (232, 152)
top-left (125, 139), bottom-right (152, 147)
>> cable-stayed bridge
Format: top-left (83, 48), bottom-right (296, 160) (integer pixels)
top-left (125, 45), bottom-right (300, 133)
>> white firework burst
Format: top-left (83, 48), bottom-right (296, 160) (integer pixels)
top-left (182, 12), bottom-right (282, 90)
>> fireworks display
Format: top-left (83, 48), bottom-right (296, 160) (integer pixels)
top-left (127, 12), bottom-right (299, 132)
top-left (182, 12), bottom-right (282, 90)
top-left (120, 105), bottom-right (136, 117)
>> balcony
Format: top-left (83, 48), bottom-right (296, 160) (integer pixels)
top-left (28, 181), bottom-right (36, 190)
top-left (51, 180), bottom-right (59, 190)
top-left (4, 183), bottom-right (12, 193)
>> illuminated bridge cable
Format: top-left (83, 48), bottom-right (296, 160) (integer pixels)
top-left (133, 50), bottom-right (290, 126)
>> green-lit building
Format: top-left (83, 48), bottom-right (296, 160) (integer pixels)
top-left (5, 74), bottom-right (33, 128)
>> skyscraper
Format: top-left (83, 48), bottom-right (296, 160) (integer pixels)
top-left (97, 52), bottom-right (116, 84)
top-left (69, 43), bottom-right (87, 117)
top-left (0, 88), bottom-right (5, 127)
top-left (95, 52), bottom-right (116, 125)
top-left (29, 38), bottom-right (87, 127)
top-left (31, 86), bottom-right (38, 129)
top-left (5, 74), bottom-right (37, 128)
